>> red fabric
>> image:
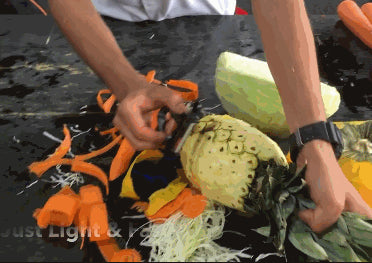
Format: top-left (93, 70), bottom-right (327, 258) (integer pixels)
top-left (235, 7), bottom-right (248, 15)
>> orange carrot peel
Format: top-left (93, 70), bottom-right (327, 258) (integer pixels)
top-left (29, 125), bottom-right (72, 177)
top-left (29, 0), bottom-right (47, 16)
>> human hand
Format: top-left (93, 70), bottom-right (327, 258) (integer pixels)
top-left (113, 77), bottom-right (186, 150)
top-left (297, 140), bottom-right (372, 233)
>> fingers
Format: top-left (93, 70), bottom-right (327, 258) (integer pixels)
top-left (345, 187), bottom-right (372, 218)
top-left (299, 203), bottom-right (343, 233)
top-left (113, 115), bottom-right (160, 150)
top-left (149, 86), bottom-right (186, 114)
top-left (164, 112), bottom-right (177, 136)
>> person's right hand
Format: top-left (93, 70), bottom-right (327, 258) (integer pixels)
top-left (113, 78), bottom-right (186, 150)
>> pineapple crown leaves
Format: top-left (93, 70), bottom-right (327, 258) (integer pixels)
top-left (248, 159), bottom-right (372, 262)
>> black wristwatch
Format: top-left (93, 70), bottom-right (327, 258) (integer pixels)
top-left (289, 121), bottom-right (344, 163)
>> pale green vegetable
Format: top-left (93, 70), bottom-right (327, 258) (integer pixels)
top-left (215, 51), bottom-right (341, 138)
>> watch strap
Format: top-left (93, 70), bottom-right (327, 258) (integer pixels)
top-left (289, 121), bottom-right (343, 163)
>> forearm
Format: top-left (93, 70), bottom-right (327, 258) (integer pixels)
top-left (252, 0), bottom-right (326, 133)
top-left (48, 0), bottom-right (141, 101)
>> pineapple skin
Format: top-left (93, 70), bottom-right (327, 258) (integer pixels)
top-left (180, 115), bottom-right (288, 211)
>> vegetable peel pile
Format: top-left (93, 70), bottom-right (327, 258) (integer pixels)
top-left (28, 69), bottom-right (372, 262)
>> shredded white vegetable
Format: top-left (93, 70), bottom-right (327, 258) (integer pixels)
top-left (41, 164), bottom-right (84, 188)
top-left (140, 201), bottom-right (252, 262)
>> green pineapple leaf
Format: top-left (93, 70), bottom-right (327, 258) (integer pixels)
top-left (288, 218), bottom-right (329, 261)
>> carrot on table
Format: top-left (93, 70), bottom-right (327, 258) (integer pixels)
top-left (110, 249), bottom-right (142, 262)
top-left (361, 3), bottom-right (372, 24)
top-left (71, 160), bottom-right (109, 194)
top-left (96, 238), bottom-right (120, 262)
top-left (337, 0), bottom-right (372, 49)
top-left (109, 139), bottom-right (136, 181)
top-left (28, 125), bottom-right (72, 177)
top-left (75, 135), bottom-right (122, 161)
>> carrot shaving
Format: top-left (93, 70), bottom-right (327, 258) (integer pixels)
top-left (96, 238), bottom-right (120, 262)
top-left (147, 188), bottom-right (193, 223)
top-left (75, 135), bottom-right (122, 161)
top-left (146, 70), bottom-right (156, 83)
top-left (97, 89), bottom-right (112, 112)
top-left (111, 249), bottom-right (142, 262)
top-left (29, 158), bottom-right (73, 177)
top-left (103, 94), bottom-right (116, 113)
top-left (109, 139), bottom-right (136, 181)
top-left (71, 160), bottom-right (109, 195)
top-left (165, 79), bottom-right (199, 101)
top-left (29, 0), bottom-right (47, 16)
top-left (89, 203), bottom-right (110, 241)
top-left (99, 127), bottom-right (119, 136)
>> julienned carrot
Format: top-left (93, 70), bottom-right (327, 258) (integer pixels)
top-left (75, 135), bottom-right (122, 161)
top-left (165, 79), bottom-right (199, 101)
top-left (29, 158), bottom-right (73, 177)
top-left (181, 195), bottom-right (207, 218)
top-left (71, 160), bottom-right (109, 195)
top-left (109, 139), bottom-right (136, 181)
top-left (362, 3), bottom-right (372, 24)
top-left (29, 0), bottom-right (47, 16)
top-left (338, 0), bottom-right (372, 49)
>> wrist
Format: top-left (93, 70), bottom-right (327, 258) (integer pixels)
top-left (301, 139), bottom-right (336, 162)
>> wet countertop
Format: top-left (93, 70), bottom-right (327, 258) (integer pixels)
top-left (0, 15), bottom-right (371, 262)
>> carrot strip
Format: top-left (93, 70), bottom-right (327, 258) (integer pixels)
top-left (97, 89), bottom-right (112, 111)
top-left (338, 0), bottom-right (372, 49)
top-left (103, 94), bottom-right (116, 113)
top-left (362, 3), bottom-right (372, 23)
top-left (146, 70), bottom-right (156, 83)
top-left (99, 127), bottom-right (119, 136)
top-left (109, 139), bottom-right (136, 181)
top-left (96, 238), bottom-right (120, 262)
top-left (79, 185), bottom-right (104, 205)
top-left (29, 158), bottom-right (73, 177)
top-left (71, 160), bottom-right (109, 195)
top-left (28, 125), bottom-right (72, 177)
top-left (111, 249), bottom-right (142, 262)
top-left (89, 203), bottom-right (110, 242)
top-left (147, 188), bottom-right (193, 222)
top-left (29, 0), bottom-right (47, 16)
top-left (165, 79), bottom-right (199, 101)
top-left (75, 135), bottom-right (122, 161)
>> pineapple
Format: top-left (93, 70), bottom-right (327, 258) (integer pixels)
top-left (180, 115), bottom-right (372, 262)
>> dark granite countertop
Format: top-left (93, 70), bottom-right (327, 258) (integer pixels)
top-left (0, 15), bottom-right (371, 262)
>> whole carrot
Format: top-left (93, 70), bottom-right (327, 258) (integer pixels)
top-left (337, 0), bottom-right (372, 49)
top-left (361, 3), bottom-right (372, 24)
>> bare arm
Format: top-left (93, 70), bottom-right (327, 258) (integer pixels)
top-left (252, 0), bottom-right (372, 232)
top-left (48, 0), bottom-right (140, 101)
top-left (48, 0), bottom-right (185, 149)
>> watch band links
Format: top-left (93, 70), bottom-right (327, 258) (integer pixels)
top-left (289, 121), bottom-right (344, 163)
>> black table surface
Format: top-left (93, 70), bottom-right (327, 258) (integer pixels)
top-left (0, 15), bottom-right (371, 262)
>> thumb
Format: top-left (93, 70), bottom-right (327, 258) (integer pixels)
top-left (298, 206), bottom-right (337, 233)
